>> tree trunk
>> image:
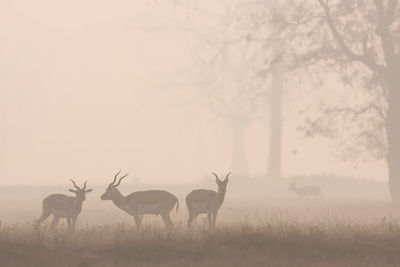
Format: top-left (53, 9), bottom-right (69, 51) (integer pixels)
top-left (266, 23), bottom-right (284, 180)
top-left (386, 59), bottom-right (400, 203)
top-left (231, 120), bottom-right (249, 177)
top-left (267, 70), bottom-right (283, 179)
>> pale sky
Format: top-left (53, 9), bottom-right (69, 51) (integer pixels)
top-left (0, 0), bottom-right (386, 185)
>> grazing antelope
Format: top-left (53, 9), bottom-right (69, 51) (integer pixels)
top-left (186, 172), bottom-right (230, 229)
top-left (100, 170), bottom-right (179, 230)
top-left (36, 179), bottom-right (93, 230)
top-left (289, 179), bottom-right (322, 198)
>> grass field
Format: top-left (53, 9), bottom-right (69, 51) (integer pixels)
top-left (0, 179), bottom-right (399, 266)
top-left (2, 213), bottom-right (400, 267)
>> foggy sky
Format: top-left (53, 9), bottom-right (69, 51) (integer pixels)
top-left (0, 0), bottom-right (386, 185)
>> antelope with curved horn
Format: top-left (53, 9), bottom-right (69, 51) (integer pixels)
top-left (101, 170), bottom-right (179, 230)
top-left (289, 179), bottom-right (322, 198)
top-left (186, 172), bottom-right (230, 229)
top-left (36, 179), bottom-right (93, 230)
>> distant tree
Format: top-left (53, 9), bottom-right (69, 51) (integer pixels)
top-left (174, 0), bottom-right (268, 177)
top-left (281, 0), bottom-right (400, 201)
top-left (263, 1), bottom-right (287, 180)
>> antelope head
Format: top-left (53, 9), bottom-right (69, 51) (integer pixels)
top-left (69, 179), bottom-right (93, 201)
top-left (213, 172), bottom-right (231, 194)
top-left (101, 170), bottom-right (129, 200)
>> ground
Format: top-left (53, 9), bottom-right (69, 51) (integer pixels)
top-left (0, 178), bottom-right (398, 266)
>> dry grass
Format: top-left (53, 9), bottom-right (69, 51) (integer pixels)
top-left (0, 181), bottom-right (398, 266)
top-left (1, 214), bottom-right (400, 267)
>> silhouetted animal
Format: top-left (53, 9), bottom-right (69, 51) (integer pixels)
top-left (186, 172), bottom-right (230, 229)
top-left (36, 179), bottom-right (93, 230)
top-left (101, 170), bottom-right (179, 230)
top-left (289, 179), bottom-right (322, 198)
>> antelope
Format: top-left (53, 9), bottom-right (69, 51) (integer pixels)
top-left (100, 170), bottom-right (179, 230)
top-left (36, 179), bottom-right (93, 230)
top-left (289, 179), bottom-right (322, 198)
top-left (186, 172), bottom-right (230, 229)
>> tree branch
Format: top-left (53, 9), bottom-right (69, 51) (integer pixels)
top-left (300, 101), bottom-right (386, 139)
top-left (387, 0), bottom-right (399, 22)
top-left (325, 103), bottom-right (386, 121)
top-left (317, 0), bottom-right (386, 75)
top-left (373, 0), bottom-right (397, 67)
top-left (285, 15), bottom-right (325, 27)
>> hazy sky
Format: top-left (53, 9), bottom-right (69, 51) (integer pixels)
top-left (0, 0), bottom-right (386, 185)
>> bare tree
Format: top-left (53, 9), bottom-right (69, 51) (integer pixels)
top-left (265, 1), bottom-right (287, 180)
top-left (173, 0), bottom-right (268, 177)
top-left (36, 179), bottom-right (93, 230)
top-left (279, 0), bottom-right (399, 201)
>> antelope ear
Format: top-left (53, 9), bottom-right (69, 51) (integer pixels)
top-left (68, 189), bottom-right (77, 193)
top-left (85, 189), bottom-right (93, 193)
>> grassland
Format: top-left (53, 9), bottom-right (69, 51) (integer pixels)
top-left (0, 179), bottom-right (399, 266)
top-left (2, 215), bottom-right (400, 267)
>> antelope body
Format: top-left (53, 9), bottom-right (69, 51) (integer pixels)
top-left (186, 172), bottom-right (230, 229)
top-left (36, 180), bottom-right (93, 230)
top-left (101, 170), bottom-right (179, 230)
top-left (289, 180), bottom-right (322, 198)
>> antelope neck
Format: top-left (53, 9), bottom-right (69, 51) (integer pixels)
top-left (217, 189), bottom-right (226, 206)
top-left (73, 197), bottom-right (84, 211)
top-left (111, 189), bottom-right (126, 208)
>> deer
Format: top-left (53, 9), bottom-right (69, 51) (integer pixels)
top-left (100, 170), bottom-right (179, 230)
top-left (186, 172), bottom-right (230, 229)
top-left (289, 179), bottom-right (322, 198)
top-left (36, 179), bottom-right (93, 230)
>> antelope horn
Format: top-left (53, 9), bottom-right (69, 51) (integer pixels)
top-left (225, 172), bottom-right (231, 180)
top-left (113, 173), bottom-right (129, 188)
top-left (212, 172), bottom-right (219, 180)
top-left (109, 170), bottom-right (122, 187)
top-left (83, 180), bottom-right (87, 190)
top-left (69, 179), bottom-right (80, 190)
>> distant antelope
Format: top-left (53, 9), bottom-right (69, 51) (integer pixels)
top-left (36, 179), bottom-right (93, 230)
top-left (186, 172), bottom-right (230, 229)
top-left (289, 179), bottom-right (322, 198)
top-left (100, 170), bottom-right (179, 230)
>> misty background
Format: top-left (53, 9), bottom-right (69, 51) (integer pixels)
top-left (2, 1), bottom-right (400, 266)
top-left (0, 0), bottom-right (388, 186)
